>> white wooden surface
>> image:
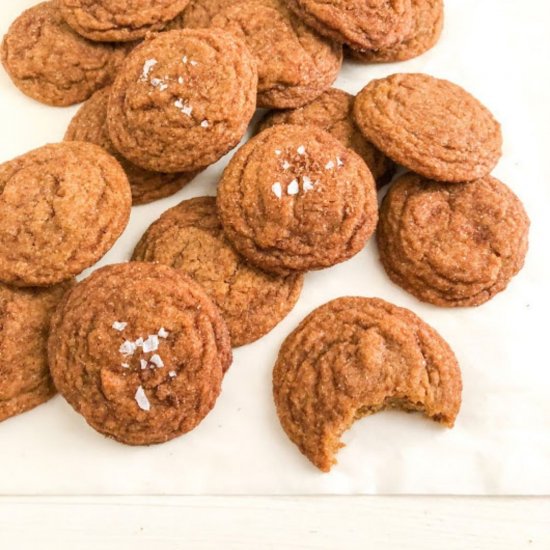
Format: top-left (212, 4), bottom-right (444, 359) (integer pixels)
top-left (0, 496), bottom-right (548, 548)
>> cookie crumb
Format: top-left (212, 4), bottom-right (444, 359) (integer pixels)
top-left (112, 321), bottom-right (127, 331)
top-left (135, 386), bottom-right (151, 411)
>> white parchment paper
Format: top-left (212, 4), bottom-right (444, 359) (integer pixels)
top-left (0, 0), bottom-right (549, 495)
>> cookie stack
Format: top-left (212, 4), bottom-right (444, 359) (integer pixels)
top-left (0, 1), bottom-right (531, 472)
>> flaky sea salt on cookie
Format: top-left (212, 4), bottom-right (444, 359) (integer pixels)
top-left (107, 29), bottom-right (258, 173)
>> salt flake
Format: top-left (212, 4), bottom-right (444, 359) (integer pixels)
top-left (190, 60), bottom-right (199, 66)
top-left (121, 363), bottom-right (130, 369)
top-left (135, 386), bottom-right (150, 411)
top-left (169, 371), bottom-right (177, 378)
top-left (135, 337), bottom-right (144, 348)
top-left (140, 59), bottom-right (157, 81)
top-left (287, 179), bottom-right (299, 195)
top-left (119, 340), bottom-right (137, 356)
top-left (150, 354), bottom-right (164, 368)
top-left (274, 149), bottom-right (282, 156)
top-left (140, 359), bottom-right (148, 370)
top-left (272, 182), bottom-right (282, 199)
top-left (178, 76), bottom-right (185, 84)
top-left (302, 176), bottom-right (314, 192)
top-left (182, 56), bottom-right (188, 64)
top-left (201, 120), bottom-right (209, 128)
top-left (112, 321), bottom-right (127, 332)
top-left (142, 335), bottom-right (159, 353)
top-left (325, 160), bottom-right (335, 170)
top-left (297, 145), bottom-right (306, 155)
top-left (158, 327), bottom-right (169, 338)
top-left (282, 160), bottom-right (291, 170)
top-left (337, 157), bottom-right (344, 167)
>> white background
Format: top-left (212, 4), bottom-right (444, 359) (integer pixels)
top-left (1, 0), bottom-right (550, 546)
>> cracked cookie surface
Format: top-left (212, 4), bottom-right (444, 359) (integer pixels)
top-left (0, 282), bottom-right (72, 422)
top-left (258, 88), bottom-right (394, 187)
top-left (0, 142), bottom-right (131, 287)
top-left (1, 2), bottom-right (128, 106)
top-left (108, 29), bottom-right (258, 173)
top-left (66, 87), bottom-right (198, 205)
top-left (284, 0), bottom-right (413, 51)
top-left (348, 0), bottom-right (443, 62)
top-left (58, 0), bottom-right (191, 42)
top-left (353, 73), bottom-right (502, 182)
top-left (273, 296), bottom-right (462, 471)
top-left (377, 173), bottom-right (530, 307)
top-left (48, 262), bottom-right (232, 445)
top-left (217, 124), bottom-right (378, 275)
top-left (133, 197), bottom-right (304, 347)
top-left (208, 0), bottom-right (342, 109)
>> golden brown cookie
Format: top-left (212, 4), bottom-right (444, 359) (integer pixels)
top-left (0, 282), bottom-right (72, 423)
top-left (1, 2), bottom-right (128, 106)
top-left (66, 87), bottom-right (198, 205)
top-left (348, 0), bottom-right (444, 63)
top-left (284, 0), bottom-right (414, 51)
top-left (48, 262), bottom-right (232, 445)
top-left (58, 0), bottom-right (191, 42)
top-left (167, 0), bottom-right (242, 29)
top-left (258, 88), bottom-right (395, 187)
top-left (218, 125), bottom-right (378, 275)
top-left (0, 143), bottom-right (131, 287)
top-left (108, 29), bottom-right (258, 173)
top-left (273, 297), bottom-right (462, 472)
top-left (353, 73), bottom-right (503, 182)
top-left (133, 196), bottom-right (304, 347)
top-left (208, 0), bottom-right (342, 109)
top-left (377, 174), bottom-right (530, 307)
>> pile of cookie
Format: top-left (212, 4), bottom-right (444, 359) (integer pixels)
top-left (0, 1), bottom-right (529, 473)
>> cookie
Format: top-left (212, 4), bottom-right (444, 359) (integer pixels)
top-left (348, 0), bottom-right (444, 63)
top-left (258, 88), bottom-right (395, 187)
top-left (58, 0), bottom-right (191, 42)
top-left (167, 0), bottom-right (242, 30)
top-left (273, 297), bottom-right (462, 471)
top-left (208, 0), bottom-right (342, 109)
top-left (133, 196), bottom-right (304, 347)
top-left (0, 282), bottom-right (72, 423)
top-left (0, 143), bottom-right (131, 287)
top-left (217, 124), bottom-right (378, 275)
top-left (1, 2), bottom-right (128, 106)
top-left (48, 262), bottom-right (232, 445)
top-left (353, 73), bottom-right (503, 182)
top-left (284, 0), bottom-right (414, 51)
top-left (377, 173), bottom-right (530, 307)
top-left (66, 87), bottom-right (198, 205)
top-left (108, 29), bottom-right (258, 173)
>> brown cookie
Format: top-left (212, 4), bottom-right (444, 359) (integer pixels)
top-left (108, 29), bottom-right (258, 173)
top-left (0, 143), bottom-right (131, 287)
top-left (348, 0), bottom-right (444, 63)
top-left (48, 262), bottom-right (232, 445)
top-left (1, 2), bottom-right (128, 106)
top-left (258, 88), bottom-right (395, 187)
top-left (377, 173), bottom-right (530, 307)
top-left (66, 87), bottom-right (198, 205)
top-left (217, 124), bottom-right (378, 275)
top-left (273, 297), bottom-right (462, 472)
top-left (167, 0), bottom-right (242, 29)
top-left (58, 0), bottom-right (191, 42)
top-left (0, 282), bottom-right (72, 422)
top-left (208, 0), bottom-right (342, 109)
top-left (133, 196), bottom-right (304, 347)
top-left (353, 73), bottom-right (503, 182)
top-left (284, 0), bottom-right (414, 51)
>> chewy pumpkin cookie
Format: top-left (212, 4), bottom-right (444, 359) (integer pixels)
top-left (48, 262), bottom-right (232, 445)
top-left (258, 88), bottom-right (394, 187)
top-left (58, 0), bottom-right (191, 42)
top-left (0, 282), bottom-right (72, 423)
top-left (0, 143), bottom-right (131, 287)
top-left (353, 73), bottom-right (502, 182)
top-left (217, 124), bottom-right (378, 275)
top-left (377, 173), bottom-right (530, 307)
top-left (133, 197), bottom-right (304, 347)
top-left (349, 0), bottom-right (444, 63)
top-left (66, 87), bottom-right (197, 205)
top-left (273, 297), bottom-right (462, 471)
top-left (1, 2), bottom-right (128, 106)
top-left (108, 29), bottom-right (257, 173)
top-left (284, 0), bottom-right (413, 51)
